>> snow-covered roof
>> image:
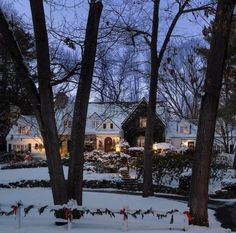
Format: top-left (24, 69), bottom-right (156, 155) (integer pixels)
top-left (165, 119), bottom-right (198, 139)
top-left (153, 142), bottom-right (177, 150)
top-left (6, 115), bottom-right (41, 140)
top-left (7, 102), bottom-right (178, 139)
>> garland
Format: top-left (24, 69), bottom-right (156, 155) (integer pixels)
top-left (0, 203), bottom-right (180, 222)
top-left (0, 202), bottom-right (22, 216)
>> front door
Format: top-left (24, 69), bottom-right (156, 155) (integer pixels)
top-left (104, 137), bottom-right (112, 152)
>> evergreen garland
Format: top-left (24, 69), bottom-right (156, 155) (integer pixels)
top-left (0, 202), bottom-right (183, 224)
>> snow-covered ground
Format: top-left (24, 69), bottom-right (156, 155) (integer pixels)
top-left (0, 167), bottom-right (235, 233)
top-left (0, 189), bottom-right (232, 233)
top-left (0, 165), bottom-right (235, 194)
top-left (0, 166), bottom-right (119, 184)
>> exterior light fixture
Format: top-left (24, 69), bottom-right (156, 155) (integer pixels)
top-left (115, 144), bottom-right (121, 153)
top-left (152, 143), bottom-right (158, 152)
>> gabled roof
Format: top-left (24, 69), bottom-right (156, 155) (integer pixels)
top-left (88, 112), bottom-right (102, 120)
top-left (121, 98), bottom-right (147, 125)
top-left (122, 98), bottom-right (166, 127)
top-left (96, 117), bottom-right (121, 131)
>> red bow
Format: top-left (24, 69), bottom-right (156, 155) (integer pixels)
top-left (64, 208), bottom-right (72, 220)
top-left (183, 211), bottom-right (193, 223)
top-left (120, 208), bottom-right (128, 221)
top-left (11, 205), bottom-right (18, 215)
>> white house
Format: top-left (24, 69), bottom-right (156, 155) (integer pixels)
top-left (165, 119), bottom-right (198, 149)
top-left (6, 100), bottom-right (236, 156)
top-left (6, 115), bottom-right (45, 156)
top-left (6, 102), bottom-right (131, 156)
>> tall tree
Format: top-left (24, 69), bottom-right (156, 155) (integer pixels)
top-left (143, 0), bottom-right (211, 197)
top-left (0, 0), bottom-right (103, 205)
top-left (67, 0), bottom-right (103, 205)
top-left (0, 1), bottom-right (69, 205)
top-left (196, 14), bottom-right (236, 153)
top-left (108, 0), bottom-right (215, 197)
top-left (189, 0), bottom-right (235, 226)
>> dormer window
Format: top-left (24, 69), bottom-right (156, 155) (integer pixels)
top-left (103, 123), bottom-right (106, 129)
top-left (139, 117), bottom-right (147, 128)
top-left (180, 125), bottom-right (189, 134)
top-left (92, 119), bottom-right (100, 128)
top-left (110, 123), bottom-right (113, 129)
top-left (18, 126), bottom-right (28, 134)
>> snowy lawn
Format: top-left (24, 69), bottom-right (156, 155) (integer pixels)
top-left (0, 188), bottom-right (231, 233)
top-left (0, 166), bottom-right (235, 232)
top-left (0, 165), bottom-right (234, 194)
top-left (0, 166), bottom-right (119, 184)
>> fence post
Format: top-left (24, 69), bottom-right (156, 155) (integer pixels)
top-left (67, 200), bottom-right (74, 231)
top-left (183, 214), bottom-right (189, 231)
top-left (16, 204), bottom-right (21, 230)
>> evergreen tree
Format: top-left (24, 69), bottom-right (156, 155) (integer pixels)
top-left (0, 16), bottom-right (34, 152)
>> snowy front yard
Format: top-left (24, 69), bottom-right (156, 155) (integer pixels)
top-left (0, 166), bottom-right (235, 233)
top-left (0, 188), bottom-right (231, 233)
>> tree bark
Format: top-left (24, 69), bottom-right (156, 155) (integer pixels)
top-left (143, 0), bottom-right (160, 197)
top-left (67, 1), bottom-right (103, 205)
top-left (189, 0), bottom-right (234, 226)
top-left (29, 0), bottom-right (68, 205)
top-left (233, 150), bottom-right (236, 171)
top-left (143, 0), bottom-right (190, 197)
top-left (0, 4), bottom-right (68, 205)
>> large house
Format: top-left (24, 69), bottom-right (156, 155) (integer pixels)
top-left (6, 99), bottom-right (236, 156)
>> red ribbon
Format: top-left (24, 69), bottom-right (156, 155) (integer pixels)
top-left (183, 211), bottom-right (193, 223)
top-left (11, 205), bottom-right (18, 215)
top-left (120, 208), bottom-right (128, 221)
top-left (64, 208), bottom-right (72, 221)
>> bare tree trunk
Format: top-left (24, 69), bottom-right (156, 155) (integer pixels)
top-left (143, 0), bottom-right (160, 197)
top-left (68, 0), bottom-right (103, 205)
top-left (143, 0), bottom-right (190, 197)
top-left (0, 4), bottom-right (68, 205)
top-left (189, 0), bottom-right (234, 226)
top-left (29, 0), bottom-right (68, 205)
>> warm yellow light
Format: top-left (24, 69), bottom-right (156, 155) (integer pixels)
top-left (182, 141), bottom-right (188, 147)
top-left (152, 143), bottom-right (158, 151)
top-left (115, 144), bottom-right (121, 153)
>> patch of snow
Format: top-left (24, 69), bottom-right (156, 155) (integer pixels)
top-left (128, 147), bottom-right (144, 151)
top-left (0, 166), bottom-right (119, 184)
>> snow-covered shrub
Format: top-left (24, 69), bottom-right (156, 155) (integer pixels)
top-left (133, 152), bottom-right (193, 184)
top-left (152, 153), bottom-right (193, 185)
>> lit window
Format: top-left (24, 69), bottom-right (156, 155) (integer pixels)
top-left (139, 117), bottom-right (147, 128)
top-left (35, 143), bottom-right (44, 152)
top-left (179, 126), bottom-right (189, 134)
top-left (38, 144), bottom-right (44, 152)
top-left (18, 126), bottom-right (28, 134)
top-left (137, 136), bottom-right (145, 147)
